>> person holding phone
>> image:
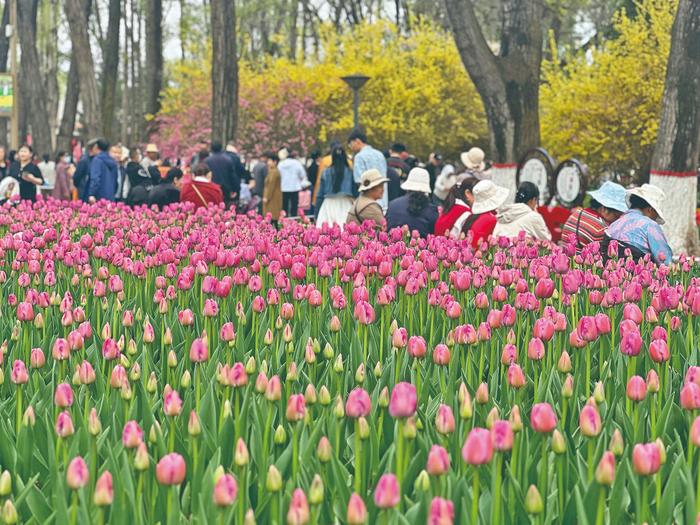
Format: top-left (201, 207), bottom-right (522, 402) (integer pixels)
top-left (9, 144), bottom-right (43, 202)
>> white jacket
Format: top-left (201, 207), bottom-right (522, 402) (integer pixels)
top-left (493, 203), bottom-right (551, 241)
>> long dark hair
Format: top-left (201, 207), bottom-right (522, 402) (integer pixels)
top-left (330, 147), bottom-right (348, 193)
top-left (443, 176), bottom-right (478, 213)
top-left (462, 213), bottom-right (482, 234)
top-left (407, 191), bottom-right (430, 215)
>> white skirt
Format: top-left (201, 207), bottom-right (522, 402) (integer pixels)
top-left (316, 195), bottom-right (353, 227)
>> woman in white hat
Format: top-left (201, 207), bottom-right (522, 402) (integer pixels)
top-left (386, 167), bottom-right (439, 238)
top-left (493, 181), bottom-right (551, 241)
top-left (460, 147), bottom-right (488, 180)
top-left (605, 183), bottom-right (672, 264)
top-left (461, 179), bottom-right (509, 248)
top-left (346, 169), bottom-right (389, 227)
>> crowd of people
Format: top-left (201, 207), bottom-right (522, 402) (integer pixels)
top-left (0, 131), bottom-right (675, 264)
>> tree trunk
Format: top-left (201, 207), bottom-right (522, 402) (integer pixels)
top-left (100, 0), bottom-right (121, 142)
top-left (145, 0), bottom-right (163, 127)
top-left (64, 0), bottom-right (101, 139)
top-left (210, 0), bottom-right (238, 144)
top-left (0, 2), bottom-right (10, 145)
top-left (288, 0), bottom-right (299, 58)
top-left (649, 0), bottom-right (700, 256)
top-left (17, 0), bottom-right (51, 154)
top-left (443, 0), bottom-right (543, 197)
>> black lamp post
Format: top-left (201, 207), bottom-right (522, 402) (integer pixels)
top-left (341, 74), bottom-right (370, 130)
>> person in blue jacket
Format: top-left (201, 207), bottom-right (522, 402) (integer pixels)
top-left (86, 138), bottom-right (118, 203)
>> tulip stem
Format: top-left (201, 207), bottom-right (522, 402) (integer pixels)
top-left (492, 454), bottom-right (502, 525)
top-left (136, 472), bottom-right (144, 525)
top-left (15, 385), bottom-right (22, 440)
top-left (169, 418), bottom-right (175, 452)
top-left (239, 466), bottom-right (247, 525)
top-left (354, 420), bottom-right (362, 493)
top-left (595, 486), bottom-right (606, 525)
top-left (195, 364), bottom-right (201, 414)
top-left (69, 490), bottom-right (78, 525)
top-left (696, 451), bottom-right (700, 514)
top-left (633, 404), bottom-right (639, 443)
top-left (396, 420), bottom-right (404, 488)
top-left (472, 467), bottom-right (479, 524)
top-left (292, 423), bottom-right (299, 482)
top-left (639, 477), bottom-right (647, 525)
top-left (585, 346), bottom-right (591, 398)
top-left (587, 439), bottom-right (594, 483)
top-left (167, 487), bottom-right (173, 525)
top-left (540, 438), bottom-right (548, 514)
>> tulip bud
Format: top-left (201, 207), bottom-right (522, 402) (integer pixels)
top-left (593, 382), bottom-right (605, 404)
top-left (244, 509), bottom-right (256, 525)
top-left (486, 407), bottom-right (499, 429)
top-left (245, 357), bottom-right (256, 375)
top-left (180, 370), bottom-right (191, 389)
top-left (525, 485), bottom-right (543, 514)
top-left (318, 386), bottom-right (331, 405)
top-left (552, 429), bottom-right (566, 454)
top-left (595, 451), bottom-right (615, 485)
top-left (509, 405), bottom-right (523, 432)
top-left (88, 408), bottom-right (102, 436)
top-left (358, 417), bottom-right (370, 440)
top-left (373, 361), bottom-right (382, 378)
top-left (274, 425), bottom-right (286, 445)
top-left (146, 372), bottom-right (158, 393)
top-left (378, 387), bottom-right (390, 408)
top-left (309, 474), bottom-right (324, 505)
top-left (0, 471), bottom-right (11, 496)
top-left (287, 362), bottom-right (298, 382)
top-left (188, 411), bottom-right (201, 436)
top-left (609, 428), bottom-right (624, 456)
top-left (163, 327), bottom-right (173, 346)
top-left (317, 436), bottom-right (332, 463)
top-left (557, 351), bottom-right (572, 373)
top-left (149, 422), bottom-right (161, 444)
top-left (265, 465), bottom-right (282, 492)
top-left (93, 471), bottom-right (114, 506)
top-left (561, 374), bottom-right (574, 398)
top-left (22, 406), bottom-right (35, 427)
top-left (322, 343), bottom-right (334, 360)
top-left (167, 350), bottom-right (177, 368)
top-left (235, 438), bottom-right (250, 466)
top-left (333, 355), bottom-right (344, 373)
top-left (355, 363), bottom-right (365, 384)
top-left (656, 438), bottom-right (666, 464)
top-left (414, 470), bottom-right (430, 492)
top-left (305, 384), bottom-right (317, 405)
top-left (333, 396), bottom-right (345, 418)
top-left (646, 370), bottom-right (660, 394)
top-left (134, 442), bottom-right (149, 471)
top-left (222, 400), bottom-right (232, 418)
top-left (475, 383), bottom-right (488, 404)
top-left (2, 501), bottom-right (17, 525)
top-left (459, 394), bottom-right (473, 419)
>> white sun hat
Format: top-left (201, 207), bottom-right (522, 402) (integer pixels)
top-left (359, 168), bottom-right (390, 192)
top-left (471, 179), bottom-right (510, 214)
top-left (626, 183), bottom-right (667, 225)
top-left (460, 147), bottom-right (486, 171)
top-left (400, 167), bottom-right (431, 194)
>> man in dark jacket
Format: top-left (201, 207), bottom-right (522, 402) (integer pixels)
top-left (87, 138), bottom-right (118, 202)
top-left (73, 140), bottom-right (97, 202)
top-left (148, 167), bottom-right (183, 209)
top-left (206, 142), bottom-right (239, 207)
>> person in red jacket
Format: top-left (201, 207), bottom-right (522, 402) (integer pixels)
top-left (434, 176), bottom-right (477, 237)
top-left (461, 179), bottom-right (509, 248)
top-left (180, 163), bottom-right (224, 210)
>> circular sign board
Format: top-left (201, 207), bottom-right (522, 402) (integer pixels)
top-left (516, 148), bottom-right (557, 205)
top-left (553, 159), bottom-right (587, 207)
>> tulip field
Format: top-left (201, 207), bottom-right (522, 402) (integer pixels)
top-left (2, 200), bottom-right (700, 524)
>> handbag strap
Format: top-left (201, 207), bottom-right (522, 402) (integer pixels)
top-left (191, 183), bottom-right (209, 207)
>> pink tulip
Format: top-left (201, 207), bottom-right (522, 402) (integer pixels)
top-left (101, 338), bottom-right (120, 360)
top-left (462, 427), bottom-right (493, 465)
top-left (691, 416), bottom-right (700, 447)
top-left (595, 451), bottom-right (616, 485)
top-left (287, 488), bottom-right (310, 525)
top-left (475, 382), bottom-right (489, 404)
top-left (632, 443), bottom-right (661, 476)
top-left (212, 473), bottom-right (238, 507)
top-left (94, 470), bottom-right (114, 506)
top-left (163, 387), bottom-right (183, 417)
top-left (435, 404), bottom-right (455, 434)
top-left (220, 322), bottom-right (236, 343)
top-left (507, 364), bottom-right (526, 389)
top-left (280, 302), bottom-right (294, 320)
top-left (533, 318), bottom-right (554, 342)
top-left (16, 302), bottom-right (35, 322)
top-left (353, 301), bottom-right (375, 325)
top-left (428, 497), bottom-right (455, 525)
top-left (56, 410), bottom-right (75, 438)
top-left (432, 344), bottom-right (451, 365)
top-left (626, 376), bottom-right (647, 401)
top-left (649, 339), bottom-right (670, 363)
top-left (577, 316), bottom-right (598, 342)
top-left (594, 313), bottom-right (611, 334)
top-left (392, 327), bottom-right (408, 349)
top-left (30, 348), bottom-right (45, 369)
top-left (78, 361), bottom-right (96, 384)
top-left (620, 330), bottom-right (643, 357)
top-left (501, 344), bottom-right (517, 365)
top-left (11, 360), bottom-right (28, 385)
top-left (54, 383), bottom-right (74, 408)
top-left (681, 383), bottom-right (700, 410)
top-left (623, 303), bottom-right (643, 324)
top-left (286, 394), bottom-right (306, 422)
top-left (346, 388), bottom-right (371, 418)
top-left (66, 456), bottom-right (89, 489)
top-left (189, 338), bottom-right (209, 363)
top-left (527, 337), bottom-right (545, 361)
top-left (178, 309), bottom-right (195, 326)
top-left (374, 474), bottom-right (400, 509)
top-left (534, 278), bottom-right (554, 298)
top-left (651, 326), bottom-right (668, 342)
top-left (530, 403), bottom-right (557, 433)
top-left (579, 403), bottom-right (602, 437)
top-left (388, 382), bottom-right (417, 418)
top-left (122, 420), bottom-right (144, 449)
top-left (156, 453), bottom-right (187, 485)
top-left (347, 493), bottom-right (368, 524)
top-left (491, 420), bottom-right (514, 451)
top-left (407, 336), bottom-right (427, 358)
top-left (110, 365), bottom-right (127, 389)
top-left (646, 369), bottom-right (660, 393)
top-left (426, 445), bottom-right (450, 475)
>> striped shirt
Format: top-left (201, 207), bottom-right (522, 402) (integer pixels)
top-left (561, 208), bottom-right (607, 251)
